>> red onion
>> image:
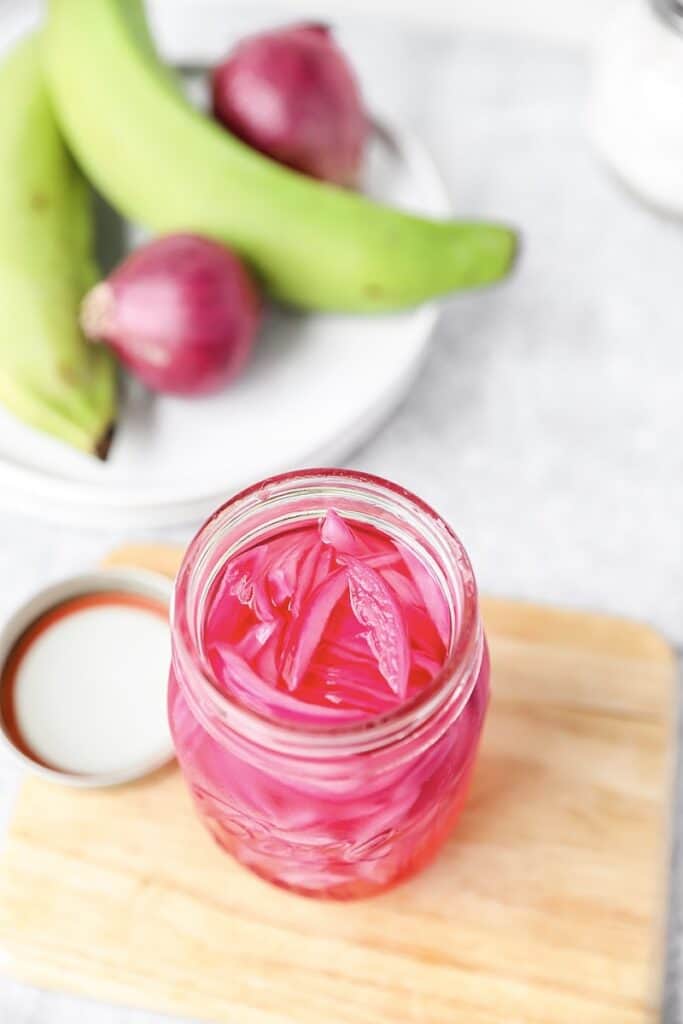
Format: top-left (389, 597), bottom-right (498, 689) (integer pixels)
top-left (80, 234), bottom-right (260, 396)
top-left (211, 23), bottom-right (368, 187)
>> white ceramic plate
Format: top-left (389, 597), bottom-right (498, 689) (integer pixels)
top-left (0, 2), bottom-right (449, 529)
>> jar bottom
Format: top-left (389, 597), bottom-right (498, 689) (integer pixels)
top-left (191, 744), bottom-right (481, 901)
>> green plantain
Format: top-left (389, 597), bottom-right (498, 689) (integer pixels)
top-left (0, 35), bottom-right (116, 458)
top-left (44, 0), bottom-right (517, 313)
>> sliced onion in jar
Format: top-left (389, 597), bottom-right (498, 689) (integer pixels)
top-left (281, 568), bottom-right (349, 691)
top-left (398, 543), bottom-right (451, 647)
top-left (345, 557), bottom-right (410, 699)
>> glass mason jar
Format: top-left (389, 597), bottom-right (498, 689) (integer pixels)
top-left (169, 469), bottom-right (490, 899)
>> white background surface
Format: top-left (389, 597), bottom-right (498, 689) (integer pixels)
top-left (1, 3), bottom-right (682, 1022)
top-left (2, 0), bottom-right (625, 46)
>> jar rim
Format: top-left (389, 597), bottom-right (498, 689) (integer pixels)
top-left (171, 468), bottom-right (483, 756)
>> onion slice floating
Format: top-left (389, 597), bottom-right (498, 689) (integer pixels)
top-left (320, 509), bottom-right (360, 553)
top-left (399, 543), bottom-right (451, 648)
top-left (210, 644), bottom-right (360, 723)
top-left (345, 557), bottom-right (410, 699)
top-left (281, 568), bottom-right (349, 691)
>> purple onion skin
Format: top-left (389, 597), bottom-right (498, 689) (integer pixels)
top-left (211, 23), bottom-right (368, 187)
top-left (81, 234), bottom-right (261, 397)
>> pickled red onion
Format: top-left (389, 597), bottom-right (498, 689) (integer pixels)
top-left (282, 568), bottom-right (349, 690)
top-left (345, 557), bottom-right (409, 699)
top-left (204, 509), bottom-right (449, 720)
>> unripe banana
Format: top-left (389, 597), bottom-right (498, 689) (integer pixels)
top-left (44, 0), bottom-right (517, 313)
top-left (0, 35), bottom-right (117, 458)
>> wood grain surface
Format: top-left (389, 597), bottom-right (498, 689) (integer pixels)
top-left (0, 544), bottom-right (675, 1023)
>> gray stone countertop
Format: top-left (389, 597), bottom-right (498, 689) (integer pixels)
top-left (0, 25), bottom-right (680, 1024)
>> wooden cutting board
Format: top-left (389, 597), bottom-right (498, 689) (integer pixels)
top-left (0, 544), bottom-right (676, 1024)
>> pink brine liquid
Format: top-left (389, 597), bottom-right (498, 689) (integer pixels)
top-left (169, 507), bottom-right (489, 899)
